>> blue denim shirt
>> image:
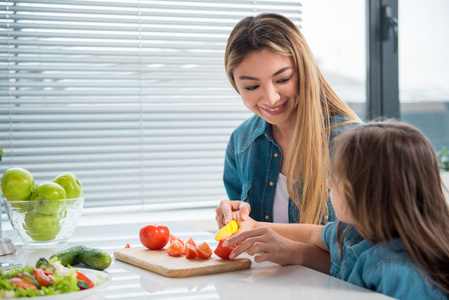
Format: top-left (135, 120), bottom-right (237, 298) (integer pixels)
top-left (322, 222), bottom-right (448, 299)
top-left (223, 114), bottom-right (358, 224)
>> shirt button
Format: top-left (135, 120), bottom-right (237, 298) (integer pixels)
top-left (269, 181), bottom-right (274, 186)
top-left (324, 215), bottom-right (329, 220)
top-left (335, 272), bottom-right (339, 278)
top-left (274, 153), bottom-right (278, 157)
top-left (265, 215), bottom-right (270, 220)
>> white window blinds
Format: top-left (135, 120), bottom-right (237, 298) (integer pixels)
top-left (1, 1), bottom-right (302, 212)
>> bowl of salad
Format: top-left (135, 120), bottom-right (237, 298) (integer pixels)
top-left (3, 197), bottom-right (84, 249)
top-left (0, 258), bottom-right (111, 298)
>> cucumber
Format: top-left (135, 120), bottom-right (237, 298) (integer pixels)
top-left (79, 248), bottom-right (112, 271)
top-left (50, 245), bottom-right (87, 266)
top-left (49, 245), bottom-right (111, 270)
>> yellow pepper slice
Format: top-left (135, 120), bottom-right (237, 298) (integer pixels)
top-left (214, 220), bottom-right (239, 241)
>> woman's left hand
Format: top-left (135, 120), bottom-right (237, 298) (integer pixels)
top-left (222, 226), bottom-right (300, 265)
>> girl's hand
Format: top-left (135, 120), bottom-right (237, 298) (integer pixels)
top-left (223, 226), bottom-right (300, 265)
top-left (215, 200), bottom-right (251, 228)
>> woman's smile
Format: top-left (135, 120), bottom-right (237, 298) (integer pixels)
top-left (260, 100), bottom-right (289, 115)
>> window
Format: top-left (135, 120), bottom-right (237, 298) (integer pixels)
top-left (399, 0), bottom-right (449, 151)
top-left (1, 1), bottom-right (302, 213)
top-left (301, 0), bottom-right (366, 119)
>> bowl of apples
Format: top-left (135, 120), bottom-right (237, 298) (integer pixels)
top-left (1, 168), bottom-right (84, 249)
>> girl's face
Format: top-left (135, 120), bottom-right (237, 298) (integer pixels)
top-left (233, 49), bottom-right (298, 127)
top-left (327, 177), bottom-right (353, 224)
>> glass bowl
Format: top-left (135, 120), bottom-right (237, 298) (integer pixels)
top-left (3, 197), bottom-right (84, 249)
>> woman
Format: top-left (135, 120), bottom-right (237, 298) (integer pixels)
top-left (216, 13), bottom-right (361, 227)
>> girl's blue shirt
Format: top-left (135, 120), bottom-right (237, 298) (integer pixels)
top-left (223, 114), bottom-right (358, 224)
top-left (322, 222), bottom-right (448, 299)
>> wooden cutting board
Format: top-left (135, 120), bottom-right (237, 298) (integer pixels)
top-left (114, 247), bottom-right (252, 278)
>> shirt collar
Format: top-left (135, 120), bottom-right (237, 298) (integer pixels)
top-left (253, 117), bottom-right (275, 142)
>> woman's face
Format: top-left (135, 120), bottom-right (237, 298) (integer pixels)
top-left (327, 177), bottom-right (353, 224)
top-left (233, 49), bottom-right (298, 127)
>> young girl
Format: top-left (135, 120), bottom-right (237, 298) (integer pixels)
top-left (225, 120), bottom-right (449, 299)
top-left (216, 13), bottom-right (361, 228)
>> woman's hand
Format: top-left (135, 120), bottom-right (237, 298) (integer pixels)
top-left (235, 213), bottom-right (257, 233)
top-left (215, 200), bottom-right (251, 228)
top-left (223, 226), bottom-right (301, 265)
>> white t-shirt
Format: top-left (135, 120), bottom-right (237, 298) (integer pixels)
top-left (273, 173), bottom-right (289, 223)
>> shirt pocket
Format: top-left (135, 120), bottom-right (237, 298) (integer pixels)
top-left (241, 184), bottom-right (251, 202)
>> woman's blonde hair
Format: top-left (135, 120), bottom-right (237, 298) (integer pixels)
top-left (225, 13), bottom-right (360, 224)
top-left (330, 120), bottom-right (449, 293)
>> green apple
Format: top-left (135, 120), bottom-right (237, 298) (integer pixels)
top-left (1, 167), bottom-right (34, 200)
top-left (7, 199), bottom-right (34, 214)
top-left (60, 208), bottom-right (67, 220)
top-left (23, 211), bottom-right (61, 241)
top-left (53, 172), bottom-right (83, 199)
top-left (31, 182), bottom-right (67, 215)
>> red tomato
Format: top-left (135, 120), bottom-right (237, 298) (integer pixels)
top-left (169, 234), bottom-right (184, 247)
top-left (167, 239), bottom-right (184, 257)
top-left (125, 243), bottom-right (130, 248)
top-left (196, 242), bottom-right (212, 259)
top-left (183, 237), bottom-right (196, 256)
top-left (185, 237), bottom-right (196, 247)
top-left (76, 271), bottom-right (95, 289)
top-left (9, 278), bottom-right (38, 290)
top-left (214, 237), bottom-right (236, 260)
top-left (140, 225), bottom-right (170, 250)
top-left (185, 243), bottom-right (197, 259)
top-left (33, 268), bottom-right (53, 287)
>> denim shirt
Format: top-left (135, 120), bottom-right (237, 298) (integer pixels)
top-left (223, 114), bottom-right (358, 224)
top-left (322, 222), bottom-right (448, 300)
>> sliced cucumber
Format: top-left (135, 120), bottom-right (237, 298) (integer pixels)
top-left (35, 257), bottom-right (55, 271)
top-left (21, 272), bottom-right (41, 289)
top-left (77, 280), bottom-right (90, 289)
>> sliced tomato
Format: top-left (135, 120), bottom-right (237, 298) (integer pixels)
top-left (169, 234), bottom-right (184, 247)
top-left (33, 268), bottom-right (53, 287)
top-left (185, 243), bottom-right (197, 259)
top-left (214, 237), bottom-right (236, 260)
top-left (76, 271), bottom-right (95, 289)
top-left (187, 237), bottom-right (196, 246)
top-left (9, 277), bottom-right (38, 290)
top-left (167, 239), bottom-right (184, 257)
top-left (183, 237), bottom-right (192, 255)
top-left (196, 242), bottom-right (212, 259)
top-left (183, 237), bottom-right (196, 252)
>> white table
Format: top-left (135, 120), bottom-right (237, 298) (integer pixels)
top-left (1, 219), bottom-right (394, 300)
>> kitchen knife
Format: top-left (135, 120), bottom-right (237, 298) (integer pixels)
top-left (214, 220), bottom-right (239, 241)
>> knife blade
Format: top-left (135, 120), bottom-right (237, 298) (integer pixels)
top-left (214, 220), bottom-right (239, 241)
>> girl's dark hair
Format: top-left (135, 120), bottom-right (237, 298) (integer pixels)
top-left (331, 119), bottom-right (449, 293)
